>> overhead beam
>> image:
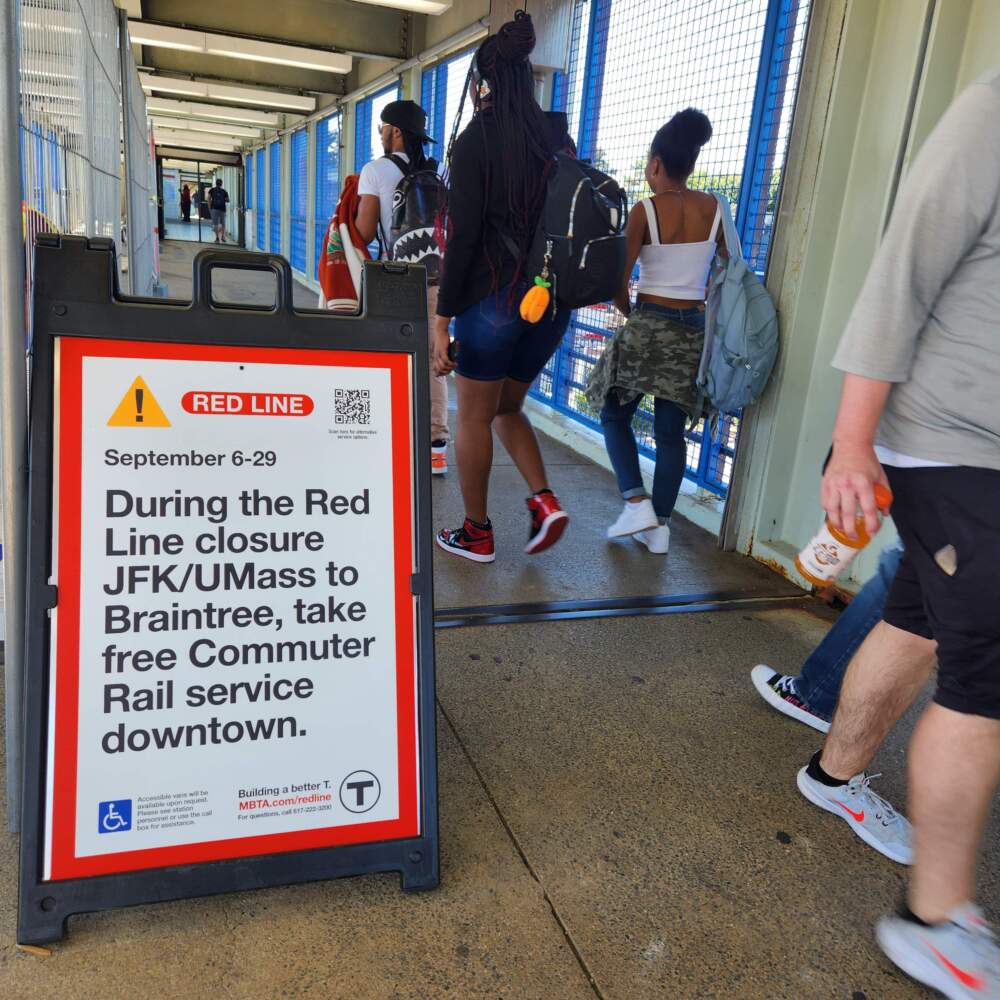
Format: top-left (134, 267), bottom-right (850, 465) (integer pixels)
top-left (135, 0), bottom-right (406, 61)
top-left (139, 72), bottom-right (318, 112)
top-left (152, 127), bottom-right (243, 151)
top-left (156, 146), bottom-right (243, 166)
top-left (128, 20), bottom-right (352, 75)
top-left (146, 97), bottom-right (281, 127)
top-left (150, 116), bottom-right (262, 139)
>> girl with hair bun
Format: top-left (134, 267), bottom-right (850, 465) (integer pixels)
top-left (586, 108), bottom-right (727, 556)
top-left (432, 11), bottom-right (571, 564)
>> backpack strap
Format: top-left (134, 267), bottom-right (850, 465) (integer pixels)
top-left (697, 193), bottom-right (740, 416)
top-left (385, 153), bottom-right (411, 176)
top-left (640, 198), bottom-right (660, 245)
top-left (714, 193), bottom-right (742, 259)
top-left (708, 201), bottom-right (723, 243)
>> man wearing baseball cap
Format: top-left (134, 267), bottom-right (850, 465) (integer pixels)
top-left (355, 100), bottom-right (451, 476)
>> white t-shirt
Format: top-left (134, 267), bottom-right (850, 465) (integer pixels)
top-left (357, 153), bottom-right (408, 251)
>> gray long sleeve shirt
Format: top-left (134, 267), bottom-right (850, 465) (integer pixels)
top-left (832, 67), bottom-right (1000, 470)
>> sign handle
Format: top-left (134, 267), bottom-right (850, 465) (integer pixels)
top-left (192, 250), bottom-right (295, 313)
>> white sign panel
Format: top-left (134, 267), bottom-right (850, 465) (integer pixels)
top-left (45, 338), bottom-right (419, 880)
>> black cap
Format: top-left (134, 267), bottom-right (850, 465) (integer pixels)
top-left (380, 100), bottom-right (436, 143)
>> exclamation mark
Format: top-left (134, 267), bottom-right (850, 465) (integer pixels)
top-left (135, 388), bottom-right (144, 424)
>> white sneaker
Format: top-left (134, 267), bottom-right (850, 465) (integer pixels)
top-left (797, 766), bottom-right (912, 864)
top-left (607, 499), bottom-right (658, 538)
top-left (634, 522), bottom-right (669, 554)
top-left (877, 903), bottom-right (1000, 1000)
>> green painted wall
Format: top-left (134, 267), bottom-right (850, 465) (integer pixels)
top-left (735, 0), bottom-right (1000, 590)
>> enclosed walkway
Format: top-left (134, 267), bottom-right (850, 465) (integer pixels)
top-left (4, 239), bottom-right (998, 999)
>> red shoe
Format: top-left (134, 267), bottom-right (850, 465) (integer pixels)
top-left (436, 518), bottom-right (495, 563)
top-left (431, 444), bottom-right (448, 476)
top-left (525, 491), bottom-right (569, 554)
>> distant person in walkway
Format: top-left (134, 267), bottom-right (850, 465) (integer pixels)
top-left (586, 109), bottom-right (725, 556)
top-left (792, 68), bottom-right (1000, 999)
top-left (432, 11), bottom-right (569, 564)
top-left (208, 178), bottom-right (229, 244)
top-left (354, 98), bottom-right (450, 476)
top-left (752, 542), bottom-right (904, 733)
top-left (180, 183), bottom-right (191, 222)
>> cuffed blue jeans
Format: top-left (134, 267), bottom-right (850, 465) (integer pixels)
top-left (600, 393), bottom-right (688, 520)
top-left (795, 542), bottom-right (904, 720)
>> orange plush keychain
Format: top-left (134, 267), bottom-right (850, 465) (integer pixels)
top-left (519, 243), bottom-right (554, 323)
top-left (519, 275), bottom-right (551, 323)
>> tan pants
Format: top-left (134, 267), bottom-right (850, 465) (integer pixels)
top-left (426, 284), bottom-right (450, 443)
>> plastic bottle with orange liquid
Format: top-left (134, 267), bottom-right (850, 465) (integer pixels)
top-left (795, 484), bottom-right (894, 587)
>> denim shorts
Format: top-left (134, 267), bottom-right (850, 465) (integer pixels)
top-left (454, 284), bottom-right (570, 383)
top-left (210, 209), bottom-right (226, 226)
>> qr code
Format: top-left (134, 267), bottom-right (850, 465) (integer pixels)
top-left (334, 388), bottom-right (371, 425)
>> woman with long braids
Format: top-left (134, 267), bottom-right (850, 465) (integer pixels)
top-left (432, 11), bottom-right (570, 564)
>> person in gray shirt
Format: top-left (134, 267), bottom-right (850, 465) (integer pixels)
top-left (795, 68), bottom-right (1000, 999)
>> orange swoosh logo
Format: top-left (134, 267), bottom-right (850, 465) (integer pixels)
top-left (835, 801), bottom-right (864, 822)
top-left (924, 940), bottom-right (985, 991)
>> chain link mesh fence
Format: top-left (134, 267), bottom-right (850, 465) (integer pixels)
top-left (18, 0), bottom-right (159, 326)
top-left (119, 13), bottom-right (159, 296)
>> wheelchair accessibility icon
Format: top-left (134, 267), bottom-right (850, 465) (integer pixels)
top-left (98, 799), bottom-right (132, 834)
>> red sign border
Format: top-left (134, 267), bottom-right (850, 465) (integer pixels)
top-left (49, 337), bottom-right (418, 880)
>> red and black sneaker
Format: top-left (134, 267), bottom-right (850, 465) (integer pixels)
top-left (436, 518), bottom-right (496, 563)
top-left (525, 490), bottom-right (569, 555)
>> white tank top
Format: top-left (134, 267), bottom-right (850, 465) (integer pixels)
top-left (636, 196), bottom-right (721, 300)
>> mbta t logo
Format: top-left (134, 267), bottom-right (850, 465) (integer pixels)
top-left (339, 771), bottom-right (381, 814)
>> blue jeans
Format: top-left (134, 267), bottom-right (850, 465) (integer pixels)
top-left (599, 304), bottom-right (702, 520)
top-left (795, 542), bottom-right (904, 719)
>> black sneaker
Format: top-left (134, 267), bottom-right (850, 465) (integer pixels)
top-left (750, 665), bottom-right (831, 733)
top-left (436, 518), bottom-right (495, 563)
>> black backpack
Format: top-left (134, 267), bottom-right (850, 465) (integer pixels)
top-left (381, 154), bottom-right (446, 284)
top-left (515, 153), bottom-right (628, 311)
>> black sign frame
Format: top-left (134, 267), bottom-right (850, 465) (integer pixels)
top-left (18, 235), bottom-right (439, 944)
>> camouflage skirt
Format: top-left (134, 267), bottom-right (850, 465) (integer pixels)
top-left (584, 303), bottom-right (706, 421)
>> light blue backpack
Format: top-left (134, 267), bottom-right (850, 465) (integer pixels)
top-left (698, 194), bottom-right (779, 414)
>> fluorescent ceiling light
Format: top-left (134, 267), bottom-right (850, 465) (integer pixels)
top-left (150, 116), bottom-right (262, 139)
top-left (128, 20), bottom-right (351, 74)
top-left (139, 72), bottom-right (316, 112)
top-left (139, 73), bottom-right (207, 98)
top-left (127, 21), bottom-right (202, 52)
top-left (152, 126), bottom-right (242, 147)
top-left (146, 98), bottom-right (280, 127)
top-left (155, 132), bottom-right (240, 153)
top-left (350, 0), bottom-right (452, 13)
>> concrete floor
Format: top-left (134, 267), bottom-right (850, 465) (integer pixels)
top-left (162, 216), bottom-right (215, 244)
top-left (157, 240), bottom-right (319, 309)
top-left (1, 240), bottom-right (996, 998)
top-left (6, 608), bottom-right (995, 999)
top-left (430, 430), bottom-right (800, 609)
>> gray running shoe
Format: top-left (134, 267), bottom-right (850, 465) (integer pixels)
top-left (797, 766), bottom-right (912, 864)
top-left (877, 903), bottom-right (1000, 999)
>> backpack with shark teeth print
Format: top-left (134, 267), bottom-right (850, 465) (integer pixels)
top-left (381, 153), bottom-right (446, 284)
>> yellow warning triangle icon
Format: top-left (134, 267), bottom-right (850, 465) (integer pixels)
top-left (107, 376), bottom-right (171, 428)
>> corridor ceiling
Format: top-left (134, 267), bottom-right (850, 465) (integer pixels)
top-left (128, 0), bottom-right (422, 156)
